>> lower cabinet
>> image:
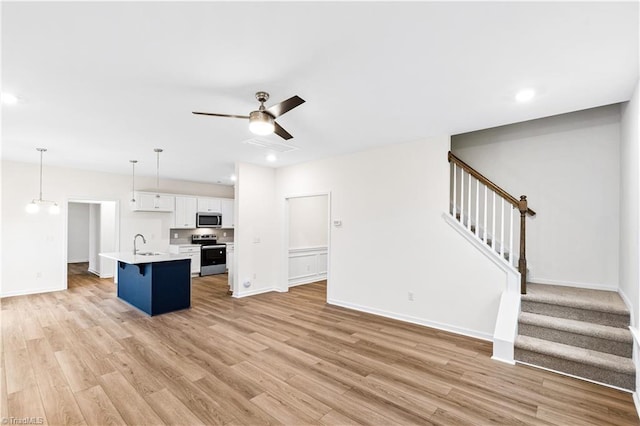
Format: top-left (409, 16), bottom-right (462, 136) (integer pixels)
top-left (169, 245), bottom-right (201, 275)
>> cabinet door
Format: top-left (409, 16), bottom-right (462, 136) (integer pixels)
top-left (221, 199), bottom-right (234, 228)
top-left (174, 196), bottom-right (197, 228)
top-left (135, 192), bottom-right (175, 212)
top-left (197, 197), bottom-right (221, 213)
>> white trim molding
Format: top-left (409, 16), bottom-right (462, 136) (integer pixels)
top-left (288, 246), bottom-right (328, 287)
top-left (327, 298), bottom-right (493, 342)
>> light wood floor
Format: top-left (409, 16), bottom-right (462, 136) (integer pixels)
top-left (1, 274), bottom-right (638, 425)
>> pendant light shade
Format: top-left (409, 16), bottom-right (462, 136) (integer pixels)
top-left (26, 148), bottom-right (59, 215)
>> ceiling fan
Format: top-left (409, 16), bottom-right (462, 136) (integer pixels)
top-left (193, 91), bottom-right (305, 140)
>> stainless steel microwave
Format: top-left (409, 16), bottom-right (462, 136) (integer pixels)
top-left (196, 212), bottom-right (222, 228)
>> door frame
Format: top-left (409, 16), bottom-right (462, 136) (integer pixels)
top-left (282, 191), bottom-right (331, 300)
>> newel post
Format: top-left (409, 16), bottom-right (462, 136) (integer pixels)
top-left (518, 195), bottom-right (528, 294)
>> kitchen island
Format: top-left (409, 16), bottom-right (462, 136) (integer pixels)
top-left (99, 252), bottom-right (192, 316)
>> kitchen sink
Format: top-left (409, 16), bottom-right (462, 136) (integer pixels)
top-left (136, 252), bottom-right (164, 256)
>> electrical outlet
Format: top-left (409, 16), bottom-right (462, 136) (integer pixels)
top-left (408, 292), bottom-right (414, 301)
top-left (223, 232), bottom-right (227, 237)
top-left (174, 233), bottom-right (178, 238)
top-left (253, 273), bottom-right (257, 279)
top-left (36, 272), bottom-right (42, 279)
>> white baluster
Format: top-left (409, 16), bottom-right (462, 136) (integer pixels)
top-left (483, 185), bottom-right (488, 243)
top-left (500, 198), bottom-right (505, 258)
top-left (460, 169), bottom-right (465, 225)
top-left (509, 205), bottom-right (514, 265)
top-left (492, 191), bottom-right (496, 250)
top-left (467, 175), bottom-right (472, 231)
top-left (475, 179), bottom-right (479, 237)
top-left (452, 163), bottom-right (457, 218)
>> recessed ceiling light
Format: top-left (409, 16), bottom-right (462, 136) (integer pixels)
top-left (515, 89), bottom-right (535, 103)
top-left (1, 93), bottom-right (18, 105)
top-left (266, 154), bottom-right (277, 162)
top-left (230, 174), bottom-right (237, 182)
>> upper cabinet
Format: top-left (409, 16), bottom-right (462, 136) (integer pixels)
top-left (174, 196), bottom-right (197, 229)
top-left (131, 192), bottom-right (175, 212)
top-left (197, 197), bottom-right (221, 213)
top-left (221, 198), bottom-right (234, 228)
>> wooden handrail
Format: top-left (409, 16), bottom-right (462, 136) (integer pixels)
top-left (448, 151), bottom-right (534, 294)
top-left (448, 151), bottom-right (536, 216)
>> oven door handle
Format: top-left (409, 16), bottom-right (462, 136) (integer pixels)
top-left (201, 245), bottom-right (225, 249)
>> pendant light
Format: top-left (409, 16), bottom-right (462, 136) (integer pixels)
top-left (129, 160), bottom-right (138, 207)
top-left (153, 148), bottom-right (163, 208)
top-left (26, 148), bottom-right (60, 215)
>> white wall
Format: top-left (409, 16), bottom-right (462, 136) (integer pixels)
top-left (250, 136), bottom-right (505, 339)
top-left (452, 104), bottom-right (621, 290)
top-left (234, 163), bottom-right (278, 297)
top-left (88, 204), bottom-right (101, 275)
top-left (620, 81), bottom-right (640, 328)
top-left (67, 202), bottom-right (90, 262)
top-left (0, 160), bottom-right (233, 297)
top-left (288, 195), bottom-right (328, 248)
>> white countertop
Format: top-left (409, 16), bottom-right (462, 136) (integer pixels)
top-left (99, 252), bottom-right (192, 265)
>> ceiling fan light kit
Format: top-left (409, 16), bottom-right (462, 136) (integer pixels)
top-left (193, 91), bottom-right (305, 141)
top-left (248, 110), bottom-right (275, 135)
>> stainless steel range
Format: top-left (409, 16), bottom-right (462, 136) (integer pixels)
top-left (192, 234), bottom-right (226, 276)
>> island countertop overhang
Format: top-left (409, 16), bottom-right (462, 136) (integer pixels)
top-left (99, 252), bottom-right (192, 265)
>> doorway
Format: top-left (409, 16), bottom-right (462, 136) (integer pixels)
top-left (285, 193), bottom-right (330, 294)
top-left (66, 200), bottom-right (119, 287)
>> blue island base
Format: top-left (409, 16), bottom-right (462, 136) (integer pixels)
top-left (117, 259), bottom-right (191, 316)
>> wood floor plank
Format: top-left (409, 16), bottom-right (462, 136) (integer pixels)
top-left (74, 385), bottom-right (127, 426)
top-left (146, 388), bottom-right (208, 426)
top-left (1, 273), bottom-right (638, 425)
top-left (98, 371), bottom-right (164, 425)
top-left (6, 385), bottom-right (47, 424)
top-left (55, 350), bottom-right (98, 393)
top-left (39, 384), bottom-right (87, 426)
top-left (4, 348), bottom-right (37, 394)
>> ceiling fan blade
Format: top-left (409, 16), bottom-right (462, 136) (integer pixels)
top-left (266, 95), bottom-right (305, 118)
top-left (273, 122), bottom-right (293, 140)
top-left (192, 112), bottom-right (250, 119)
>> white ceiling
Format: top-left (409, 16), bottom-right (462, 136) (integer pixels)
top-left (2, 1), bottom-right (638, 185)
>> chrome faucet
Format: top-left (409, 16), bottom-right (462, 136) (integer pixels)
top-left (133, 233), bottom-right (146, 254)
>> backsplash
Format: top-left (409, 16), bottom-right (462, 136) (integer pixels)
top-left (170, 228), bottom-right (235, 244)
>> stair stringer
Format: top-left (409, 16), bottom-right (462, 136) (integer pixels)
top-left (443, 212), bottom-right (521, 364)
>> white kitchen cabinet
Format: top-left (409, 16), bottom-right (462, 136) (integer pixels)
top-left (221, 198), bottom-right (234, 228)
top-left (169, 244), bottom-right (201, 275)
top-left (174, 196), bottom-right (197, 229)
top-left (131, 192), bottom-right (175, 212)
top-left (197, 197), bottom-right (221, 213)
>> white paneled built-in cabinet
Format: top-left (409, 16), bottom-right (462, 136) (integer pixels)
top-left (131, 192), bottom-right (175, 212)
top-left (221, 198), bottom-right (234, 228)
top-left (197, 197), bottom-right (221, 213)
top-left (174, 196), bottom-right (197, 229)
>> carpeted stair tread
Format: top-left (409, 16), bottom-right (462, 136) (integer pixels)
top-left (519, 312), bottom-right (632, 343)
top-left (523, 283), bottom-right (629, 316)
top-left (515, 335), bottom-right (635, 375)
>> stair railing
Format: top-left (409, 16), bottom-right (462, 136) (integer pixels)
top-left (448, 151), bottom-right (536, 294)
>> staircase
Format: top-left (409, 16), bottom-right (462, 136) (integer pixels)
top-left (515, 283), bottom-right (635, 390)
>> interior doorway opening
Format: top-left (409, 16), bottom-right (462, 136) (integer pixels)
top-left (66, 199), bottom-right (119, 288)
top-left (285, 193), bottom-right (330, 297)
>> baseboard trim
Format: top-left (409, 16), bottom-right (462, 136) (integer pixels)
top-left (327, 297), bottom-right (492, 342)
top-left (289, 275), bottom-right (327, 288)
top-left (1, 286), bottom-right (66, 298)
top-left (516, 360), bottom-right (634, 394)
top-left (528, 277), bottom-right (617, 292)
top-left (233, 286), bottom-right (283, 298)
